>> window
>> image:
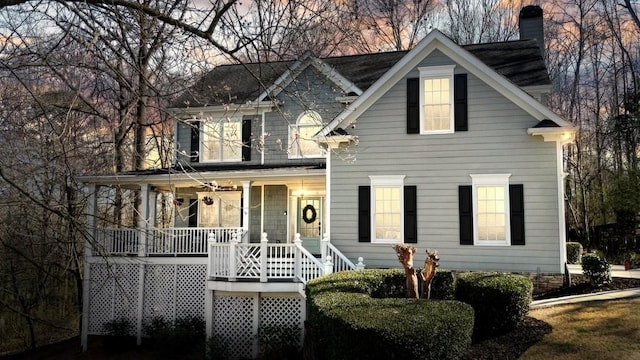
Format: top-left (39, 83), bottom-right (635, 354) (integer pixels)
top-left (201, 118), bottom-right (242, 162)
top-left (471, 174), bottom-right (511, 246)
top-left (198, 191), bottom-right (241, 227)
top-left (419, 65), bottom-right (455, 134)
top-left (370, 175), bottom-right (405, 243)
top-left (289, 111), bottom-right (324, 158)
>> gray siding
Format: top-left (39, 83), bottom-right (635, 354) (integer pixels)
top-left (250, 186), bottom-right (262, 242)
top-left (329, 53), bottom-right (562, 273)
top-left (175, 66), bottom-right (345, 167)
top-left (263, 185), bottom-right (288, 242)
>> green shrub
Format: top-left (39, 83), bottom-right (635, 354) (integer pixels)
top-left (258, 324), bottom-right (301, 360)
top-left (581, 253), bottom-right (611, 286)
top-left (455, 272), bottom-right (532, 339)
top-left (102, 317), bottom-right (135, 353)
top-left (205, 335), bottom-right (229, 360)
top-left (566, 242), bottom-right (583, 264)
top-left (144, 316), bottom-right (206, 360)
top-left (306, 269), bottom-right (474, 360)
top-left (308, 268), bottom-right (456, 300)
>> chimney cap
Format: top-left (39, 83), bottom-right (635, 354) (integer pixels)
top-left (520, 5), bottom-right (543, 19)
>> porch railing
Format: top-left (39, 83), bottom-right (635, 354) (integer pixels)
top-left (208, 233), bottom-right (358, 284)
top-left (92, 227), bottom-right (245, 256)
top-left (147, 227), bottom-right (244, 255)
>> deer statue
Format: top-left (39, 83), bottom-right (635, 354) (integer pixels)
top-left (392, 244), bottom-right (419, 299)
top-left (420, 249), bottom-right (440, 299)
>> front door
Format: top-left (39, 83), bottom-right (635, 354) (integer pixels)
top-left (297, 197), bottom-right (322, 255)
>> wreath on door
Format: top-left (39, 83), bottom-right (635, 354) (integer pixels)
top-left (302, 204), bottom-right (317, 224)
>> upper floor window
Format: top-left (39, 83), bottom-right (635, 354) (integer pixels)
top-left (419, 65), bottom-right (455, 134)
top-left (289, 111), bottom-right (324, 158)
top-left (201, 117), bottom-right (242, 162)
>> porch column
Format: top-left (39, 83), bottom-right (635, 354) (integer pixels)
top-left (81, 184), bottom-right (97, 351)
top-left (138, 184), bottom-right (150, 256)
top-left (324, 147), bottom-right (332, 237)
top-left (242, 181), bottom-right (252, 243)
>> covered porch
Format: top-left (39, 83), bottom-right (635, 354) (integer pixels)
top-left (82, 166), bottom-right (329, 258)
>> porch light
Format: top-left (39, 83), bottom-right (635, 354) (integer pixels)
top-left (203, 196), bottom-right (214, 205)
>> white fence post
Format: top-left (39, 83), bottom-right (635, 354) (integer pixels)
top-left (356, 257), bottom-right (366, 271)
top-left (229, 234), bottom-right (238, 281)
top-left (294, 234), bottom-right (302, 280)
top-left (260, 232), bottom-right (268, 282)
top-left (207, 232), bottom-right (216, 278)
top-left (324, 256), bottom-right (333, 275)
top-left (321, 233), bottom-right (329, 264)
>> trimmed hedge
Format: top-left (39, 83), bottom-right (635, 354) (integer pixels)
top-left (307, 268), bottom-right (456, 300)
top-left (566, 242), bottom-right (583, 264)
top-left (455, 272), bottom-right (533, 339)
top-left (306, 269), bottom-right (474, 360)
top-left (581, 253), bottom-right (611, 286)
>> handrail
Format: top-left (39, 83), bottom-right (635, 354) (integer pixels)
top-left (326, 242), bottom-right (356, 272)
top-left (294, 240), bottom-right (325, 284)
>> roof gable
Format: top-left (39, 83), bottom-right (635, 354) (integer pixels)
top-left (319, 30), bottom-right (573, 137)
top-left (256, 53), bottom-right (363, 102)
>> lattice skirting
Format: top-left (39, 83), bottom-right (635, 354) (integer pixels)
top-left (87, 263), bottom-right (207, 335)
top-left (212, 291), bottom-right (305, 360)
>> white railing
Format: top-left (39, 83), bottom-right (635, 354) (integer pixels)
top-left (321, 233), bottom-right (364, 273)
top-left (147, 227), bottom-right (244, 255)
top-left (208, 233), bottom-right (327, 283)
top-left (93, 228), bottom-right (139, 255)
top-left (92, 227), bottom-right (245, 256)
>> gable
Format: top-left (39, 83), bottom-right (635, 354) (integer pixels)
top-left (319, 30), bottom-right (574, 138)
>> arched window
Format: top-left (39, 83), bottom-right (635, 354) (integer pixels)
top-left (289, 111), bottom-right (324, 158)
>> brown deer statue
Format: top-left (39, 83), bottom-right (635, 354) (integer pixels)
top-left (420, 249), bottom-right (440, 299)
top-left (392, 244), bottom-right (419, 299)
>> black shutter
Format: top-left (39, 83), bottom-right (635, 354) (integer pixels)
top-left (509, 184), bottom-right (525, 245)
top-left (190, 121), bottom-right (200, 163)
top-left (358, 186), bottom-right (371, 243)
top-left (188, 199), bottom-right (198, 228)
top-left (404, 186), bottom-right (417, 243)
top-left (407, 78), bottom-right (419, 134)
top-left (454, 74), bottom-right (468, 131)
top-left (242, 118), bottom-right (252, 161)
top-left (459, 185), bottom-right (473, 245)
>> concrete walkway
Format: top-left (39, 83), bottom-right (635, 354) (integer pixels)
top-left (530, 264), bottom-right (640, 309)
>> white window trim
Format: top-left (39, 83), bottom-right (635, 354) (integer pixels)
top-left (471, 174), bottom-right (511, 246)
top-left (200, 117), bottom-right (242, 163)
top-left (369, 175), bottom-right (406, 244)
top-left (418, 65), bottom-right (456, 135)
top-left (288, 111), bottom-right (325, 159)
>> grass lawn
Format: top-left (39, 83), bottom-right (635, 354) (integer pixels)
top-left (522, 298), bottom-right (640, 360)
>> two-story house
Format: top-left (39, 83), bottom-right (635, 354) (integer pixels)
top-left (78, 6), bottom-right (574, 358)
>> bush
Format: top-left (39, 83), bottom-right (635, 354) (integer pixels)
top-left (581, 253), bottom-right (611, 286)
top-left (306, 269), bottom-right (474, 360)
top-left (455, 272), bottom-right (532, 339)
top-left (102, 317), bottom-right (135, 353)
top-left (258, 324), bottom-right (301, 360)
top-left (308, 268), bottom-right (456, 300)
top-left (206, 335), bottom-right (229, 360)
top-left (566, 242), bottom-right (584, 264)
top-left (144, 316), bottom-right (206, 360)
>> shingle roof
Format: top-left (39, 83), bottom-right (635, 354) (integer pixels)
top-left (172, 39), bottom-right (549, 108)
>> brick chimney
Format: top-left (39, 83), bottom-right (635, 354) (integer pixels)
top-left (519, 5), bottom-right (544, 55)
